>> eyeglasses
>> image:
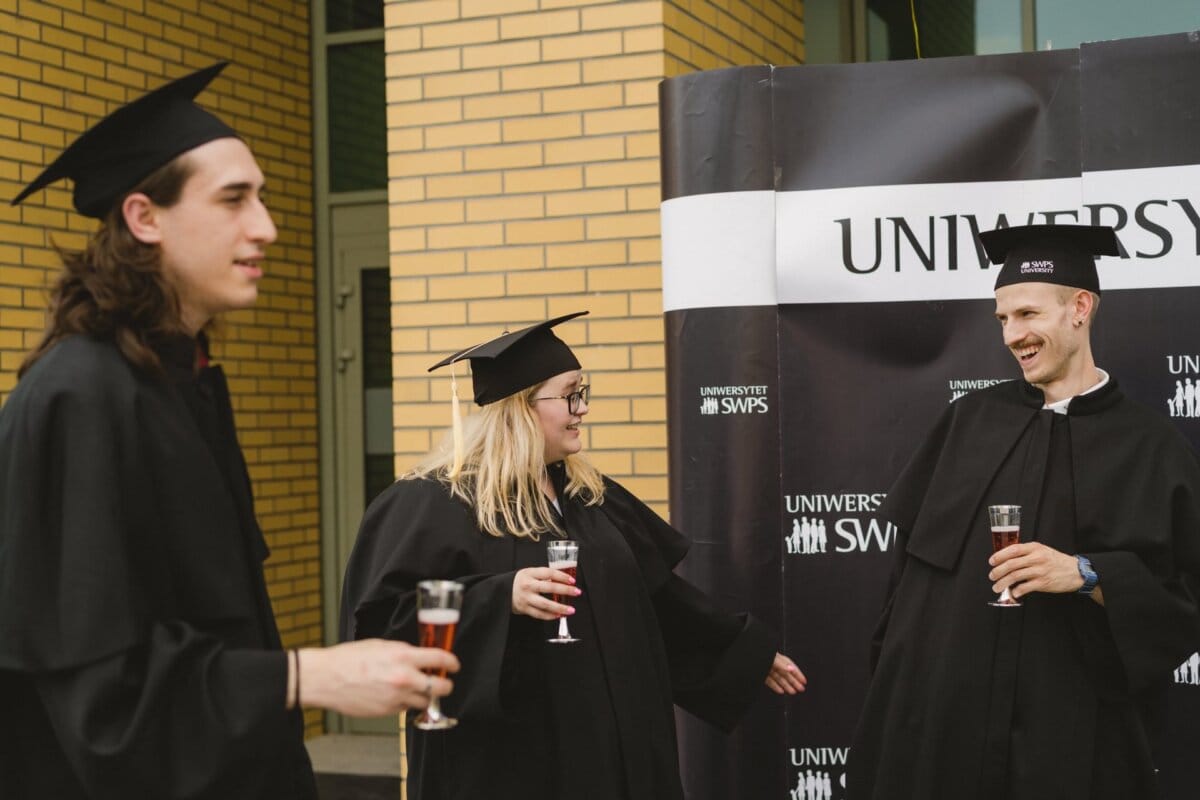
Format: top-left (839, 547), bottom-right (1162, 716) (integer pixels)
top-left (531, 384), bottom-right (590, 415)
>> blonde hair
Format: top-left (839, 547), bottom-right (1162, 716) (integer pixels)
top-left (407, 383), bottom-right (605, 539)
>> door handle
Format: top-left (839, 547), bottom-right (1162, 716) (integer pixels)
top-left (337, 348), bottom-right (356, 373)
top-left (336, 283), bottom-right (355, 309)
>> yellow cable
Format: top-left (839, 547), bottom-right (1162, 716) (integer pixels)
top-left (910, 0), bottom-right (922, 58)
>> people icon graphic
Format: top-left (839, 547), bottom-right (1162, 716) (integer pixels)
top-left (789, 769), bottom-right (835, 800)
top-left (1169, 379), bottom-right (1200, 418)
top-left (786, 517), bottom-right (828, 555)
top-left (1170, 380), bottom-right (1184, 417)
top-left (700, 397), bottom-right (719, 415)
top-left (1175, 652), bottom-right (1200, 685)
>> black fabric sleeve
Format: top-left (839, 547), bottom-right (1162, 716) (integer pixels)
top-left (0, 352), bottom-right (152, 670)
top-left (33, 623), bottom-right (293, 800)
top-left (597, 476), bottom-right (774, 730)
top-left (1073, 412), bottom-right (1200, 694)
top-left (654, 573), bottom-right (776, 732)
top-left (596, 477), bottom-right (690, 591)
top-left (868, 527), bottom-right (909, 674)
top-left (1085, 546), bottom-right (1200, 693)
top-left (882, 386), bottom-right (1038, 572)
top-left (340, 478), bottom-right (519, 722)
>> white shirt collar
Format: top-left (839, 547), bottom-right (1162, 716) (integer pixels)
top-left (1044, 368), bottom-right (1109, 415)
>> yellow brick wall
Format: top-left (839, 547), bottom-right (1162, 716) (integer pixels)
top-left (385, 0), bottom-right (804, 520)
top-left (0, 0), bottom-right (323, 734)
top-left (385, 0), bottom-right (671, 514)
top-left (665, 0), bottom-right (804, 75)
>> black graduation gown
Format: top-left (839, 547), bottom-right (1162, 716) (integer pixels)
top-left (340, 462), bottom-right (776, 800)
top-left (849, 378), bottom-right (1200, 800)
top-left (0, 334), bottom-right (315, 800)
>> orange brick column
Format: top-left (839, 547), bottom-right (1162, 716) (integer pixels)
top-left (384, 0), bottom-right (804, 518)
top-left (384, 0), bottom-right (672, 511)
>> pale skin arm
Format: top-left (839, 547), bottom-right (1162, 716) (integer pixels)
top-left (989, 542), bottom-right (1105, 606)
top-left (285, 640), bottom-right (460, 716)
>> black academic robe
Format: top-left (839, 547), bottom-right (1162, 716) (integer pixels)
top-left (0, 334), bottom-right (315, 800)
top-left (849, 378), bottom-right (1200, 800)
top-left (340, 463), bottom-right (776, 800)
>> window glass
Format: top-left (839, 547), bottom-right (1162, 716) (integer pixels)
top-left (360, 267), bottom-right (394, 507)
top-left (1035, 0), bottom-right (1198, 50)
top-left (326, 0), bottom-right (383, 33)
top-left (866, 0), bottom-right (1020, 60)
top-left (327, 42), bottom-right (387, 193)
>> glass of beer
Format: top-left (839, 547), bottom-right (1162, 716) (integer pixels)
top-left (987, 505), bottom-right (1022, 607)
top-left (546, 540), bottom-right (580, 644)
top-left (414, 580), bottom-right (463, 730)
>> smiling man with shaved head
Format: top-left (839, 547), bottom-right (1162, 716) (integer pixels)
top-left (849, 225), bottom-right (1200, 800)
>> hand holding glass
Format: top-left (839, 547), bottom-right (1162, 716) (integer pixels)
top-left (415, 580), bottom-right (463, 729)
top-left (987, 505), bottom-right (1022, 607)
top-left (546, 540), bottom-right (580, 644)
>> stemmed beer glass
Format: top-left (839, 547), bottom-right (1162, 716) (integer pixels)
top-left (987, 505), bottom-right (1022, 607)
top-left (414, 580), bottom-right (463, 729)
top-left (546, 540), bottom-right (580, 644)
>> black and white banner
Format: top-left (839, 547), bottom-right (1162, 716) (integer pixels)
top-left (660, 33), bottom-right (1200, 800)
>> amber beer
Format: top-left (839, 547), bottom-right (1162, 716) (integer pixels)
top-left (414, 580), bottom-right (464, 729)
top-left (986, 505), bottom-right (1022, 608)
top-left (418, 608), bottom-right (460, 679)
top-left (549, 560), bottom-right (578, 607)
top-left (546, 540), bottom-right (581, 643)
top-left (991, 525), bottom-right (1020, 553)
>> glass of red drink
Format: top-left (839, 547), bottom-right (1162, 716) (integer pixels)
top-left (546, 540), bottom-right (580, 644)
top-left (414, 580), bottom-right (463, 730)
top-left (987, 505), bottom-right (1022, 607)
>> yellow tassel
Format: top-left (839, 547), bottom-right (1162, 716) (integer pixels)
top-left (448, 369), bottom-right (464, 479)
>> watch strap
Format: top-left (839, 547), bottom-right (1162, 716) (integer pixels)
top-left (1075, 554), bottom-right (1099, 594)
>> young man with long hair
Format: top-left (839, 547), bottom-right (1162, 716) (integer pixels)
top-left (0, 63), bottom-right (457, 799)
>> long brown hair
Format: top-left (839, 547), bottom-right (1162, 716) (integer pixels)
top-left (19, 155), bottom-right (195, 378)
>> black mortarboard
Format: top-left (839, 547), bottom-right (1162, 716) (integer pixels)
top-left (429, 312), bottom-right (588, 405)
top-left (11, 62), bottom-right (238, 219)
top-left (981, 224), bottom-right (1119, 295)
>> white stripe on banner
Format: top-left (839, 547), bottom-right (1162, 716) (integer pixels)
top-left (661, 165), bottom-right (1200, 308)
top-left (776, 176), bottom-right (1081, 304)
top-left (661, 190), bottom-right (776, 312)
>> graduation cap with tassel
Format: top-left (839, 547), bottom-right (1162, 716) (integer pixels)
top-left (428, 311), bottom-right (588, 477)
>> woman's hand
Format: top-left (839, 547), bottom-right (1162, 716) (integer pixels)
top-left (511, 566), bottom-right (580, 620)
top-left (765, 652), bottom-right (807, 695)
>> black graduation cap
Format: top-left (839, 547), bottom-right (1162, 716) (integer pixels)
top-left (429, 312), bottom-right (588, 405)
top-left (11, 62), bottom-right (238, 219)
top-left (980, 224), bottom-right (1119, 295)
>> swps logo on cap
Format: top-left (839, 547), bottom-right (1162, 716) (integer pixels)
top-left (1019, 260), bottom-right (1056, 274)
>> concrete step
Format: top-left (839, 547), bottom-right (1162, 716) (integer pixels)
top-left (306, 734), bottom-right (402, 800)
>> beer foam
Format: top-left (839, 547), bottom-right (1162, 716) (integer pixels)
top-left (417, 608), bottom-right (460, 625)
top-left (549, 560), bottom-right (577, 570)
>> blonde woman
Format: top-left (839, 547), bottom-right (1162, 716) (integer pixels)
top-left (341, 312), bottom-right (805, 800)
